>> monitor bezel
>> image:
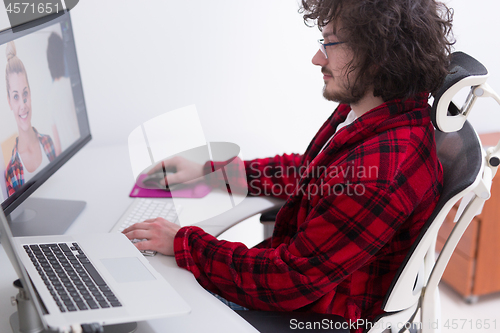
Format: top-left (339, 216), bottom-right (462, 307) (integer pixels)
top-left (0, 12), bottom-right (92, 215)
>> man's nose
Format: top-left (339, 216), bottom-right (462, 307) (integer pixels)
top-left (312, 49), bottom-right (328, 67)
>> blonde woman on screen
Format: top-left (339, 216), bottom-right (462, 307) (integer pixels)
top-left (4, 41), bottom-right (56, 196)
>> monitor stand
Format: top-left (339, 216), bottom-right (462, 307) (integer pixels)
top-left (8, 198), bottom-right (86, 237)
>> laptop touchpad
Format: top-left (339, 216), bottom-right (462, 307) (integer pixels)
top-left (101, 257), bottom-right (156, 283)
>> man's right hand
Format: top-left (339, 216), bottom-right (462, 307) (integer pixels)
top-left (147, 156), bottom-right (204, 186)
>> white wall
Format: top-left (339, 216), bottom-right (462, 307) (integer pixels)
top-left (61, 0), bottom-right (500, 158)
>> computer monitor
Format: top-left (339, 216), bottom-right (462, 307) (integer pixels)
top-left (0, 12), bottom-right (91, 236)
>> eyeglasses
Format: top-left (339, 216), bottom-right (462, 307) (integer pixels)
top-left (318, 39), bottom-right (345, 59)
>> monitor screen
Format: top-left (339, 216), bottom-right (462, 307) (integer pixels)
top-left (0, 13), bottom-right (91, 215)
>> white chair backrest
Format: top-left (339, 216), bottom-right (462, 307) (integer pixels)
top-left (382, 52), bottom-right (487, 312)
top-left (432, 52), bottom-right (488, 132)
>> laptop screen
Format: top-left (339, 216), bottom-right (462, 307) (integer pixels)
top-left (0, 13), bottom-right (91, 212)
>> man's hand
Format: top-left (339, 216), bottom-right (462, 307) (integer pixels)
top-left (122, 218), bottom-right (181, 256)
top-left (148, 156), bottom-right (204, 186)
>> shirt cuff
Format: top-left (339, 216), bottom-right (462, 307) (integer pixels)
top-left (174, 226), bottom-right (211, 277)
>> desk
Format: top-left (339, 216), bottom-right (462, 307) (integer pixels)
top-left (0, 144), bottom-right (284, 333)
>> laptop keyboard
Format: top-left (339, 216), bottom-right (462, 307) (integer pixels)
top-left (116, 199), bottom-right (181, 256)
top-left (24, 242), bottom-right (121, 313)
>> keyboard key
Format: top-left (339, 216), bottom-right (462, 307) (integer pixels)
top-left (99, 301), bottom-right (110, 308)
top-left (87, 300), bottom-right (99, 309)
top-left (99, 286), bottom-right (111, 292)
top-left (58, 243), bottom-right (72, 253)
top-left (83, 264), bottom-right (106, 286)
top-left (76, 302), bottom-right (88, 310)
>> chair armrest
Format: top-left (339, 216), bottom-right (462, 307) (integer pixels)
top-left (195, 197), bottom-right (285, 238)
top-left (260, 206), bottom-right (283, 223)
top-left (259, 205), bottom-right (284, 239)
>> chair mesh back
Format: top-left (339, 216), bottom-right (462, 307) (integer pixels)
top-left (382, 119), bottom-right (482, 308)
top-left (430, 121), bottom-right (482, 227)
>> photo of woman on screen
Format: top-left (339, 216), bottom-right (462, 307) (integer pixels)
top-left (4, 41), bottom-right (56, 196)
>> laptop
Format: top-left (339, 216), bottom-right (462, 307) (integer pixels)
top-left (0, 208), bottom-right (191, 331)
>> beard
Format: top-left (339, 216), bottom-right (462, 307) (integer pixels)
top-left (322, 67), bottom-right (370, 105)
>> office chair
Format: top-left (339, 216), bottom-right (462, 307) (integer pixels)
top-left (218, 52), bottom-right (500, 333)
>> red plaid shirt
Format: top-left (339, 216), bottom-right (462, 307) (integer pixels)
top-left (174, 94), bottom-right (443, 329)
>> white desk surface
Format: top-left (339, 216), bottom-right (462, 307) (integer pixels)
top-left (0, 144), bottom-right (284, 333)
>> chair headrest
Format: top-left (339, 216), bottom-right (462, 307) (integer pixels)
top-left (431, 52), bottom-right (489, 133)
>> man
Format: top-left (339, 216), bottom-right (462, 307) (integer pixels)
top-left (123, 0), bottom-right (453, 328)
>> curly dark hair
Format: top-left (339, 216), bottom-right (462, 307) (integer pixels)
top-left (300, 0), bottom-right (455, 101)
top-left (47, 32), bottom-right (65, 80)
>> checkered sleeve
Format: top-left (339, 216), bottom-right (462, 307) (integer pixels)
top-left (202, 154), bottom-right (304, 199)
top-left (39, 134), bottom-right (56, 161)
top-left (5, 154), bottom-right (22, 196)
top-left (5, 166), bottom-right (17, 196)
top-left (174, 184), bottom-right (410, 312)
